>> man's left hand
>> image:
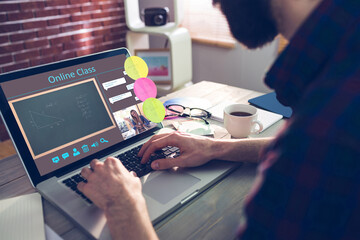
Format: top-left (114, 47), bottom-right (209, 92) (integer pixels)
top-left (77, 157), bottom-right (158, 240)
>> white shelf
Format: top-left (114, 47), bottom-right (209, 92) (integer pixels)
top-left (125, 0), bottom-right (183, 32)
top-left (124, 0), bottom-right (192, 96)
top-left (127, 22), bottom-right (178, 33)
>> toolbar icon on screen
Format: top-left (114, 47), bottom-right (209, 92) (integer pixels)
top-left (52, 156), bottom-right (60, 163)
top-left (82, 145), bottom-right (89, 153)
top-left (62, 152), bottom-right (69, 160)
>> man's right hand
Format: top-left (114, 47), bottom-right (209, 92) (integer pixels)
top-left (138, 131), bottom-right (218, 170)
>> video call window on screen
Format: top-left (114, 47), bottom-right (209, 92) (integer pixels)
top-left (113, 103), bottom-right (157, 140)
top-left (9, 79), bottom-right (116, 159)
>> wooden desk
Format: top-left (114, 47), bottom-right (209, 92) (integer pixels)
top-left (0, 81), bottom-right (283, 240)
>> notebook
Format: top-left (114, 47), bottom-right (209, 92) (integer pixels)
top-left (0, 193), bottom-right (45, 240)
top-left (248, 92), bottom-right (293, 118)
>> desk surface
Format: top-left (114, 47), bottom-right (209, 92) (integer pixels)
top-left (0, 81), bottom-right (284, 240)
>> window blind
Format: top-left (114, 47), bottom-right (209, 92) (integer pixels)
top-left (181, 0), bottom-right (236, 48)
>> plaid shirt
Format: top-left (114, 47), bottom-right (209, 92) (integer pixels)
top-left (239, 0), bottom-right (360, 239)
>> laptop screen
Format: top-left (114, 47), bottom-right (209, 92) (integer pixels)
top-left (0, 49), bottom-right (159, 177)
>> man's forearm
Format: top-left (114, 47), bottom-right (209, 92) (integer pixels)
top-left (105, 197), bottom-right (158, 240)
top-left (211, 137), bottom-right (273, 163)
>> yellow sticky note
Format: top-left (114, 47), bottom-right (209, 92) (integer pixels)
top-left (124, 56), bottom-right (148, 80)
top-left (143, 98), bottom-right (165, 123)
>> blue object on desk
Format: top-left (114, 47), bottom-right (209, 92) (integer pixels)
top-left (163, 97), bottom-right (212, 109)
top-left (248, 92), bottom-right (293, 118)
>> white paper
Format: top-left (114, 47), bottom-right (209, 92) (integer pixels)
top-left (256, 108), bottom-right (283, 131)
top-left (0, 192), bottom-right (45, 240)
top-left (172, 120), bottom-right (214, 136)
top-left (208, 102), bottom-right (283, 132)
top-left (208, 101), bottom-right (234, 122)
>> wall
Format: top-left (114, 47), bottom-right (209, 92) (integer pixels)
top-left (0, 0), bottom-right (127, 141)
top-left (0, 0), bottom-right (126, 73)
top-left (150, 37), bottom-right (278, 93)
top-left (191, 40), bottom-right (278, 93)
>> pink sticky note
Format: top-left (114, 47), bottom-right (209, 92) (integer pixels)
top-left (133, 78), bottom-right (157, 101)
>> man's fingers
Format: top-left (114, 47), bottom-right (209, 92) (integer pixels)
top-left (105, 157), bottom-right (128, 173)
top-left (105, 156), bottom-right (136, 177)
top-left (77, 181), bottom-right (86, 192)
top-left (151, 156), bottom-right (186, 170)
top-left (130, 171), bottom-right (137, 177)
top-left (90, 159), bottom-right (103, 171)
top-left (141, 133), bottom-right (182, 164)
top-left (77, 182), bottom-right (97, 206)
top-left (80, 167), bottom-right (92, 179)
top-left (138, 133), bottom-right (170, 157)
top-left (140, 137), bottom-right (168, 164)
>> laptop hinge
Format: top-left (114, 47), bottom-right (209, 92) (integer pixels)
top-left (180, 190), bottom-right (199, 205)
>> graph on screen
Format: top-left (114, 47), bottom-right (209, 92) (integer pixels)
top-left (9, 79), bottom-right (115, 158)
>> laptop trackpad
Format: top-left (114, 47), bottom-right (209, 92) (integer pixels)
top-left (143, 171), bottom-right (200, 205)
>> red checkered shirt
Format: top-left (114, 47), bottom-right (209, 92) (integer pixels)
top-left (238, 0), bottom-right (360, 239)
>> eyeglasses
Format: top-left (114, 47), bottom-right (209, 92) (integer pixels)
top-left (165, 104), bottom-right (212, 124)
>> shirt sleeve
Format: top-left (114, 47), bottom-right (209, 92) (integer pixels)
top-left (238, 80), bottom-right (360, 239)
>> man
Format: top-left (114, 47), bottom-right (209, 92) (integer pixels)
top-left (78, 0), bottom-right (360, 239)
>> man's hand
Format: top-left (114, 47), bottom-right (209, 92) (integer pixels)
top-left (138, 131), bottom-right (219, 170)
top-left (139, 132), bottom-right (272, 168)
top-left (77, 158), bottom-right (158, 240)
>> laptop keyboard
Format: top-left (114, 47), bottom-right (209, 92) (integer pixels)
top-left (62, 144), bottom-right (180, 204)
top-left (62, 174), bottom-right (92, 204)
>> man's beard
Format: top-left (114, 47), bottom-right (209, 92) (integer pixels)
top-left (216, 0), bottom-right (278, 49)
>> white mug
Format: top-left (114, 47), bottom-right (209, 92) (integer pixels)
top-left (223, 104), bottom-right (263, 138)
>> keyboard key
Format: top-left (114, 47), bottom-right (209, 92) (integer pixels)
top-left (169, 146), bottom-right (180, 153)
top-left (71, 174), bottom-right (85, 183)
top-left (62, 174), bottom-right (90, 203)
top-left (62, 179), bottom-right (72, 184)
top-left (164, 150), bottom-right (172, 155)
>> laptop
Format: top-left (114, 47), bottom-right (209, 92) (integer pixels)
top-left (0, 48), bottom-right (239, 239)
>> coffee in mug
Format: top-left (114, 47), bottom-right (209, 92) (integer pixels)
top-left (223, 104), bottom-right (263, 138)
top-left (230, 111), bottom-right (252, 117)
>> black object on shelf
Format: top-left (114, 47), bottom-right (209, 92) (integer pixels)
top-left (143, 7), bottom-right (169, 26)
